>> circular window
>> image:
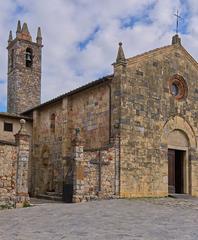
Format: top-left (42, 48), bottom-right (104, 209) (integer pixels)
top-left (169, 75), bottom-right (187, 100)
top-left (171, 83), bottom-right (179, 96)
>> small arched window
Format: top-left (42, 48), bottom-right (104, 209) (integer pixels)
top-left (11, 49), bottom-right (14, 69)
top-left (50, 113), bottom-right (56, 134)
top-left (25, 48), bottom-right (33, 67)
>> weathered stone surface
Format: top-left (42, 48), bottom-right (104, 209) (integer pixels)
top-left (0, 120), bottom-right (30, 207)
top-left (31, 82), bottom-right (111, 198)
top-left (114, 44), bottom-right (198, 197)
top-left (3, 24), bottom-right (198, 202)
top-left (72, 140), bottom-right (116, 202)
top-left (7, 23), bottom-right (42, 114)
top-left (0, 142), bottom-right (17, 208)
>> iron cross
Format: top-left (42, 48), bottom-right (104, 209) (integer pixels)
top-left (90, 151), bottom-right (109, 192)
top-left (174, 10), bottom-right (182, 34)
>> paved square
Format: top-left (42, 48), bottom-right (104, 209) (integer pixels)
top-left (0, 197), bottom-right (198, 240)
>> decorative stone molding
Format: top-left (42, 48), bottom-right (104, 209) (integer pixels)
top-left (162, 116), bottom-right (196, 148)
top-left (168, 74), bottom-right (188, 100)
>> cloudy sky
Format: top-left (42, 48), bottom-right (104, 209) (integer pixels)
top-left (0, 0), bottom-right (197, 111)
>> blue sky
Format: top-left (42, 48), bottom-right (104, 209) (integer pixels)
top-left (0, 0), bottom-right (198, 112)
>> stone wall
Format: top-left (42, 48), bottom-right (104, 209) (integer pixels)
top-left (7, 34), bottom-right (42, 114)
top-left (32, 82), bottom-right (111, 197)
top-left (113, 43), bottom-right (198, 197)
top-left (68, 83), bottom-right (110, 149)
top-left (31, 102), bottom-right (63, 196)
top-left (0, 115), bottom-right (32, 196)
top-left (0, 120), bottom-right (30, 208)
top-left (0, 141), bottom-right (17, 208)
top-left (72, 136), bottom-right (117, 202)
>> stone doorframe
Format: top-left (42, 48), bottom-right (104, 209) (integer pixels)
top-left (168, 145), bottom-right (189, 194)
top-left (162, 116), bottom-right (197, 195)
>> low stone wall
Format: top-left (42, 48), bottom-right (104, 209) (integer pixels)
top-left (0, 120), bottom-right (30, 208)
top-left (72, 134), bottom-right (117, 202)
top-left (83, 147), bottom-right (116, 200)
top-left (0, 141), bottom-right (17, 208)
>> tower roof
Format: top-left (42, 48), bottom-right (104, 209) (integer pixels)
top-left (16, 20), bottom-right (21, 35)
top-left (36, 27), bottom-right (42, 45)
top-left (116, 42), bottom-right (126, 64)
top-left (8, 30), bottom-right (13, 44)
top-left (22, 23), bottom-right (30, 34)
top-left (20, 22), bottom-right (32, 41)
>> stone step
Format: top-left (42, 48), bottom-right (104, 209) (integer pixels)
top-left (169, 194), bottom-right (196, 199)
top-left (37, 194), bottom-right (63, 202)
top-left (46, 191), bottom-right (62, 197)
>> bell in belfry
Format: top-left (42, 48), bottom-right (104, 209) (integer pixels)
top-left (26, 52), bottom-right (32, 61)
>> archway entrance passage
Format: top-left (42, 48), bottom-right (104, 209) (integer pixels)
top-left (167, 130), bottom-right (189, 194)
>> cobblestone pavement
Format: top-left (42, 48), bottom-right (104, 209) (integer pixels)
top-left (1, 197), bottom-right (198, 240)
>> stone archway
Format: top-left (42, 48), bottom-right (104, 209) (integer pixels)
top-left (162, 116), bottom-right (197, 195)
top-left (168, 129), bottom-right (189, 148)
top-left (162, 116), bottom-right (196, 148)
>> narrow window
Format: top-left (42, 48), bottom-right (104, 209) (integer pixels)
top-left (25, 48), bottom-right (33, 67)
top-left (50, 113), bottom-right (55, 133)
top-left (4, 122), bottom-right (13, 132)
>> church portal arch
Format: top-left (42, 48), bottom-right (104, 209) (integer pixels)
top-left (162, 116), bottom-right (196, 148)
top-left (162, 116), bottom-right (197, 195)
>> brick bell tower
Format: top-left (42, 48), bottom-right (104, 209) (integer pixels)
top-left (7, 20), bottom-right (43, 114)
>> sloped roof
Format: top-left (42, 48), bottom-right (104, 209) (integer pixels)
top-left (0, 112), bottom-right (32, 120)
top-left (0, 139), bottom-right (16, 146)
top-left (127, 44), bottom-right (173, 63)
top-left (127, 43), bottom-right (198, 70)
top-left (22, 74), bottom-right (113, 114)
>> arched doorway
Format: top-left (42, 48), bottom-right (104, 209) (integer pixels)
top-left (167, 130), bottom-right (189, 194)
top-left (162, 116), bottom-right (197, 196)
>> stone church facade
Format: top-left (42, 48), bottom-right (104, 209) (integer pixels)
top-left (1, 21), bottom-right (198, 206)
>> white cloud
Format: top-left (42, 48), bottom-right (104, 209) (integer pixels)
top-left (0, 0), bottom-right (197, 110)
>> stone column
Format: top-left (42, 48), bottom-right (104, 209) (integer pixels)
top-left (72, 129), bottom-right (85, 203)
top-left (15, 119), bottom-right (30, 207)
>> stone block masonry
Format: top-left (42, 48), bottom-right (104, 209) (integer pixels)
top-left (0, 119), bottom-right (30, 208)
top-left (0, 141), bottom-right (17, 208)
top-left (114, 42), bottom-right (198, 197)
top-left (72, 131), bottom-right (118, 203)
top-left (7, 21), bottom-right (42, 114)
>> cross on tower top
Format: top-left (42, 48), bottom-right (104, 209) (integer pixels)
top-left (174, 10), bottom-right (182, 34)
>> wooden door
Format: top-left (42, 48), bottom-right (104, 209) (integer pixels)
top-left (168, 149), bottom-right (175, 193)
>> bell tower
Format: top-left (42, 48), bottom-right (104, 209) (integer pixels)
top-left (7, 20), bottom-right (43, 114)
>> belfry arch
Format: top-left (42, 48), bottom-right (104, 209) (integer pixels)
top-left (162, 116), bottom-right (197, 195)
